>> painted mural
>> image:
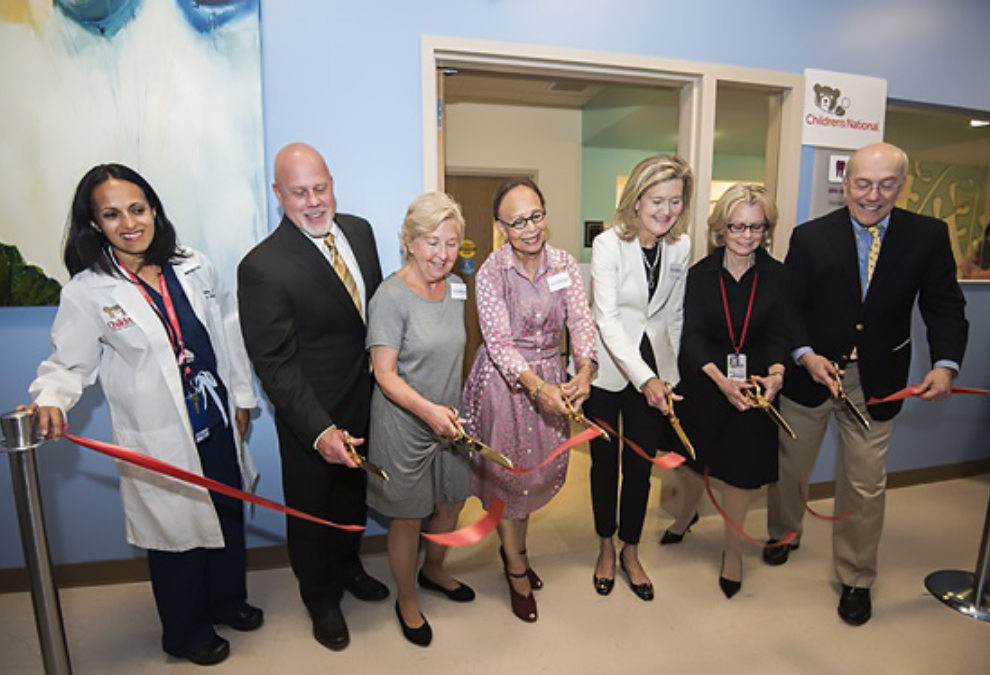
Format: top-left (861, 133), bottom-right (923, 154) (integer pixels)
top-left (0, 0), bottom-right (266, 304)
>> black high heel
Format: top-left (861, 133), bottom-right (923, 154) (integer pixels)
top-left (660, 512), bottom-right (699, 545)
top-left (619, 550), bottom-right (654, 601)
top-left (719, 554), bottom-right (742, 599)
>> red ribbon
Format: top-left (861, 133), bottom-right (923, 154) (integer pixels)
top-left (799, 482), bottom-right (851, 522)
top-left (868, 385), bottom-right (990, 405)
top-left (421, 498), bottom-right (505, 546)
top-left (506, 426), bottom-right (602, 474)
top-left (702, 468), bottom-right (798, 547)
top-left (593, 420), bottom-right (686, 470)
top-left (63, 433), bottom-right (506, 546)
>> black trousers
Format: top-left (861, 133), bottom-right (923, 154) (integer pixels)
top-left (585, 383), bottom-right (667, 545)
top-left (147, 425), bottom-right (247, 658)
top-left (276, 417), bottom-right (367, 617)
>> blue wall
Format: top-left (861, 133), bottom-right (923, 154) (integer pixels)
top-left (2, 0), bottom-right (989, 569)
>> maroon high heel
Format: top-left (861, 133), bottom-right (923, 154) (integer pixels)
top-left (504, 568), bottom-right (538, 622)
top-left (500, 546), bottom-right (543, 590)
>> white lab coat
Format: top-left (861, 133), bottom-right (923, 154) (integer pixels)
top-left (30, 249), bottom-right (258, 551)
top-left (590, 228), bottom-right (690, 392)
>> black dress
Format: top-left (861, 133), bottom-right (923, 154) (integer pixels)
top-left (675, 247), bottom-right (793, 489)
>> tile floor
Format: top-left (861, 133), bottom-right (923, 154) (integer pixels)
top-left (2, 450), bottom-right (989, 674)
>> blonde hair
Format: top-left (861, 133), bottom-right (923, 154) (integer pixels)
top-left (401, 192), bottom-right (466, 261)
top-left (708, 183), bottom-right (778, 249)
top-left (613, 155), bottom-right (693, 242)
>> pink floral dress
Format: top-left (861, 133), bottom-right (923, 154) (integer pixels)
top-left (462, 243), bottom-right (596, 519)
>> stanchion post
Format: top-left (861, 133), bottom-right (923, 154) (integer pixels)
top-left (924, 474), bottom-right (990, 623)
top-left (1, 410), bottom-right (73, 674)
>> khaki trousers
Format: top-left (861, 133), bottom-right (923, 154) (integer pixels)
top-left (766, 363), bottom-right (895, 588)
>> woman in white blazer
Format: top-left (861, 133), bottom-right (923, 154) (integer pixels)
top-left (25, 164), bottom-right (261, 666)
top-left (587, 155), bottom-right (693, 601)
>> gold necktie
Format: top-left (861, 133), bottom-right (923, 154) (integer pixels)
top-left (866, 225), bottom-right (882, 287)
top-left (324, 232), bottom-right (362, 316)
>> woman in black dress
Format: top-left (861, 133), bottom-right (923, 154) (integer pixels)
top-left (661, 184), bottom-right (792, 598)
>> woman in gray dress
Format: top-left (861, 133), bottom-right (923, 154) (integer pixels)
top-left (366, 192), bottom-right (473, 647)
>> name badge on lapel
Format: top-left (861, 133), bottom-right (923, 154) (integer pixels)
top-left (450, 282), bottom-right (467, 300)
top-left (669, 263), bottom-right (685, 278)
top-left (547, 271), bottom-right (572, 292)
top-left (102, 304), bottom-right (135, 331)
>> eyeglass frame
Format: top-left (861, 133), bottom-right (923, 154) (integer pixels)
top-left (846, 176), bottom-right (904, 196)
top-left (725, 221), bottom-right (769, 234)
top-left (497, 209), bottom-right (547, 230)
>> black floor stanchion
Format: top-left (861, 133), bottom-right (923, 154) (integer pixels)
top-left (924, 476), bottom-right (990, 622)
top-left (1, 409), bottom-right (73, 673)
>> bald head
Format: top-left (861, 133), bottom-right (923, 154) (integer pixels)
top-left (843, 142), bottom-right (908, 227)
top-left (272, 143), bottom-right (336, 237)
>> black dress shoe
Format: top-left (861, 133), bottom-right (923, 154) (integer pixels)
top-left (762, 538), bottom-right (800, 566)
top-left (185, 635), bottom-right (230, 666)
top-left (343, 571), bottom-right (390, 602)
top-left (838, 585), bottom-right (872, 626)
top-left (593, 574), bottom-right (614, 596)
top-left (218, 603), bottom-right (264, 631)
top-left (660, 513), bottom-right (699, 545)
top-left (395, 600), bottom-right (432, 647)
top-left (417, 570), bottom-right (476, 602)
top-left (619, 553), bottom-right (654, 601)
top-left (312, 606), bottom-right (350, 651)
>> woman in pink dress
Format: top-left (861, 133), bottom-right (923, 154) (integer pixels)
top-left (462, 178), bottom-right (597, 623)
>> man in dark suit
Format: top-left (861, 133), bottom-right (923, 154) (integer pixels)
top-left (764, 142), bottom-right (968, 626)
top-left (238, 143), bottom-right (388, 651)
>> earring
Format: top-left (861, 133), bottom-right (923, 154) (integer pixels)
top-left (90, 221), bottom-right (101, 232)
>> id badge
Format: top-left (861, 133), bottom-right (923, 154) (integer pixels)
top-left (185, 391), bottom-right (211, 444)
top-left (727, 353), bottom-right (747, 381)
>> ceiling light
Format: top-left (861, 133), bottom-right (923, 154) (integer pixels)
top-left (971, 119), bottom-right (990, 128)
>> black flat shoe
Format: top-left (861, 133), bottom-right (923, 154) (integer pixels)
top-left (593, 574), bottom-right (614, 596)
top-left (660, 513), bottom-right (699, 545)
top-left (217, 603), bottom-right (264, 631)
top-left (762, 538), bottom-right (800, 566)
top-left (838, 585), bottom-right (872, 626)
top-left (417, 570), bottom-right (476, 602)
top-left (395, 600), bottom-right (433, 646)
top-left (185, 635), bottom-right (230, 666)
top-left (619, 552), bottom-right (654, 601)
top-left (343, 570), bottom-right (390, 602)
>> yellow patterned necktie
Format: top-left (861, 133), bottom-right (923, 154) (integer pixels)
top-left (866, 225), bottom-right (882, 287)
top-left (324, 232), bottom-right (362, 316)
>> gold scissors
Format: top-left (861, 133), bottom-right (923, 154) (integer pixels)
top-left (829, 361), bottom-right (871, 431)
top-left (342, 432), bottom-right (389, 481)
top-left (448, 408), bottom-right (515, 470)
top-left (662, 382), bottom-right (696, 459)
top-left (744, 378), bottom-right (797, 440)
top-left (563, 398), bottom-right (610, 442)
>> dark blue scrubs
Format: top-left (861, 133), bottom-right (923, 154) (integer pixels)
top-left (138, 264), bottom-right (248, 658)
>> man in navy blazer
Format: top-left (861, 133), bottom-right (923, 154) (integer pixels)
top-left (764, 142), bottom-right (968, 626)
top-left (238, 143), bottom-right (388, 651)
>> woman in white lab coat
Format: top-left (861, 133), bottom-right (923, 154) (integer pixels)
top-left (25, 164), bottom-right (261, 666)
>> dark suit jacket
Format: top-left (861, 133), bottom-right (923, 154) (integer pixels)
top-left (782, 206), bottom-right (968, 421)
top-left (237, 214), bottom-right (383, 446)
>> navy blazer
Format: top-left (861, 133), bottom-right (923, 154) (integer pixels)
top-left (782, 206), bottom-right (968, 421)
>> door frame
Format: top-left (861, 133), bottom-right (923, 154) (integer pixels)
top-left (422, 35), bottom-right (804, 260)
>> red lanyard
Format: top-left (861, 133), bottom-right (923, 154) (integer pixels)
top-left (718, 269), bottom-right (758, 355)
top-left (112, 253), bottom-right (188, 369)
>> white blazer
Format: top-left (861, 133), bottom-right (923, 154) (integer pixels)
top-left (30, 249), bottom-right (258, 552)
top-left (591, 227), bottom-right (690, 392)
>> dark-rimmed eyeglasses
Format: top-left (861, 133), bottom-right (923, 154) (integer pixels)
top-left (498, 210), bottom-right (547, 230)
top-left (726, 222), bottom-right (768, 234)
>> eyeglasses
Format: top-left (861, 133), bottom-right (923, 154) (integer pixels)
top-left (498, 210), bottom-right (547, 230)
top-left (847, 177), bottom-right (902, 196)
top-left (726, 222), bottom-right (768, 234)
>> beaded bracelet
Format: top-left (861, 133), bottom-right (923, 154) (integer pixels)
top-left (531, 381), bottom-right (547, 402)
